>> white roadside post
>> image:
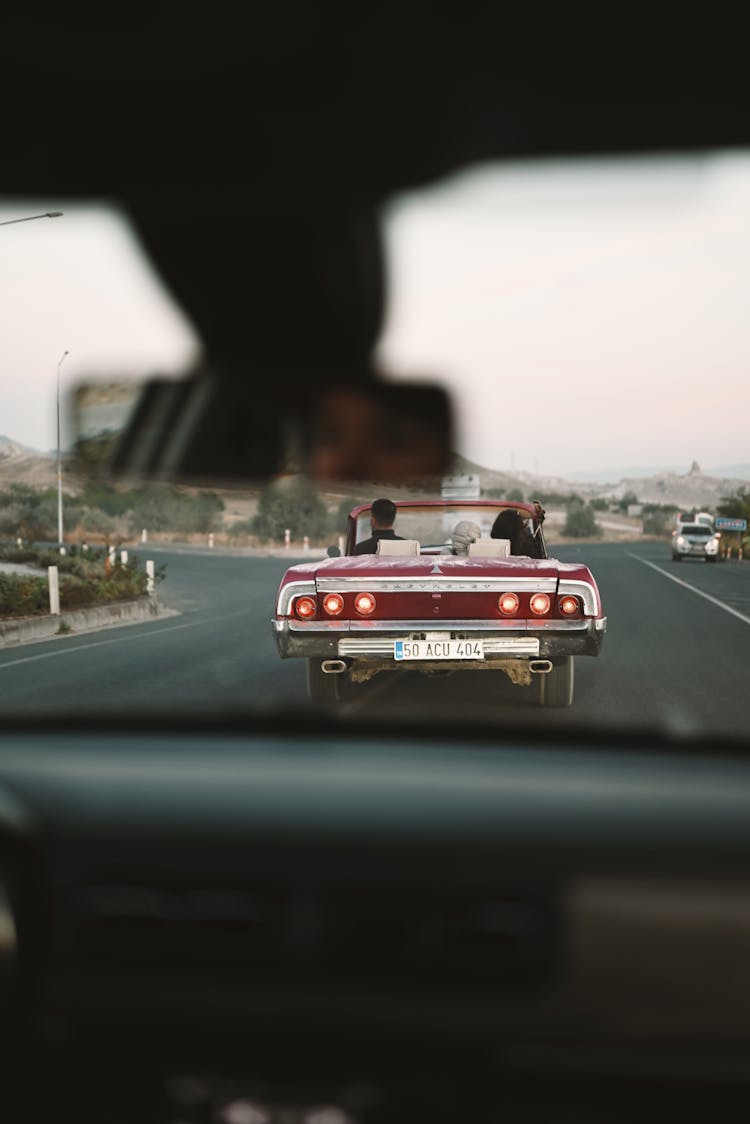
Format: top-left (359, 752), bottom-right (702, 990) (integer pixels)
top-left (146, 560), bottom-right (155, 597)
top-left (141, 528), bottom-right (147, 544)
top-left (303, 536), bottom-right (309, 552)
top-left (47, 565), bottom-right (60, 616)
top-left (108, 545), bottom-right (116, 568)
top-left (338, 534), bottom-right (345, 554)
top-left (284, 528), bottom-right (291, 550)
top-left (120, 550), bottom-right (128, 566)
top-left (208, 533), bottom-right (214, 549)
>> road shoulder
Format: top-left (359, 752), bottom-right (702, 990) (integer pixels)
top-left (0, 598), bottom-right (178, 649)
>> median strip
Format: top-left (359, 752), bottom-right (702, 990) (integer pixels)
top-left (628, 554), bottom-right (750, 627)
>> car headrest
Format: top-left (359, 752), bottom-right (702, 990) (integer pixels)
top-left (376, 539), bottom-right (421, 555)
top-left (468, 539), bottom-right (511, 557)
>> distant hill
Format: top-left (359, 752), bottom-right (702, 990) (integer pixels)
top-left (709, 463), bottom-right (750, 482)
top-left (0, 435), bottom-right (747, 513)
top-left (0, 435), bottom-right (81, 492)
top-left (565, 462), bottom-right (750, 485)
top-left (448, 454), bottom-right (748, 511)
top-left (0, 435), bottom-right (44, 458)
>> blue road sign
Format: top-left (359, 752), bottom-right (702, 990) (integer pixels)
top-left (715, 517), bottom-right (747, 531)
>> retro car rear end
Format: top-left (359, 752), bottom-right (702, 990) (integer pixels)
top-left (273, 501), bottom-right (606, 707)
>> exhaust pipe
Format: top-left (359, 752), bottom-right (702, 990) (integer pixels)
top-left (529, 659), bottom-right (553, 674)
top-left (321, 659), bottom-right (347, 675)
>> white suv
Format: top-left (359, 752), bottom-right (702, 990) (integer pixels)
top-left (672, 522), bottom-right (719, 562)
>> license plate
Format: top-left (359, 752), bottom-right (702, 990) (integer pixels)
top-left (394, 638), bottom-right (484, 661)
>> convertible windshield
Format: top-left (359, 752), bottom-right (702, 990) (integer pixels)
top-left (353, 504), bottom-right (538, 550)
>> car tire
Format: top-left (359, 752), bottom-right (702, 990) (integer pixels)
top-left (673, 554), bottom-right (682, 561)
top-left (306, 659), bottom-right (344, 703)
top-left (539, 656), bottom-right (574, 708)
top-left (706, 556), bottom-right (717, 563)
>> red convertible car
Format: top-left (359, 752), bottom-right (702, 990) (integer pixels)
top-left (272, 500), bottom-right (606, 707)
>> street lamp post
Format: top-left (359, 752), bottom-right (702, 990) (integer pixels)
top-left (0, 211), bottom-right (63, 227)
top-left (57, 351), bottom-right (69, 553)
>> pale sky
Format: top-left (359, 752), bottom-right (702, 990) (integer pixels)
top-left (2, 151), bottom-right (749, 478)
top-left (0, 202), bottom-right (200, 454)
top-left (376, 151), bottom-right (750, 478)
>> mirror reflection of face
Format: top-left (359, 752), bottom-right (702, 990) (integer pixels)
top-left (308, 389), bottom-right (447, 483)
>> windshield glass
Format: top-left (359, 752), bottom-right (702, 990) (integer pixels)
top-left (353, 504), bottom-right (538, 550)
top-left (1, 152), bottom-right (749, 740)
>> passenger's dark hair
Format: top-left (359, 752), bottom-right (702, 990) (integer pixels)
top-left (371, 498), bottom-right (397, 526)
top-left (490, 510), bottom-right (522, 539)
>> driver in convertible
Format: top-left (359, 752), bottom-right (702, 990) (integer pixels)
top-left (352, 498), bottom-right (405, 554)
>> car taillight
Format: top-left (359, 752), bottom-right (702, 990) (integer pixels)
top-left (322, 593), bottom-right (344, 616)
top-left (354, 592), bottom-right (376, 615)
top-left (294, 595), bottom-right (317, 620)
top-left (498, 592), bottom-right (519, 615)
top-left (529, 593), bottom-right (551, 616)
top-left (558, 595), bottom-right (580, 616)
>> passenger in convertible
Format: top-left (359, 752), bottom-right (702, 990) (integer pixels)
top-left (450, 520), bottom-right (481, 555)
top-left (490, 508), bottom-right (545, 558)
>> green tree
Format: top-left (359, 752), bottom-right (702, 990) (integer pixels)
top-left (251, 479), bottom-right (329, 542)
top-left (717, 487), bottom-right (750, 522)
top-left (68, 431), bottom-right (120, 477)
top-left (563, 501), bottom-right (601, 538)
top-left (616, 490), bottom-right (639, 513)
top-left (128, 486), bottom-right (224, 534)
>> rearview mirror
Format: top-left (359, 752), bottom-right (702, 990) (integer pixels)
top-left (72, 373), bottom-right (454, 487)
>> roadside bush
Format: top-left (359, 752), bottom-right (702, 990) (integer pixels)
top-left (563, 502), bottom-right (601, 538)
top-left (615, 490), bottom-right (639, 514)
top-left (227, 519), bottom-right (256, 538)
top-left (330, 498), bottom-right (366, 534)
top-left (80, 483), bottom-right (136, 518)
top-left (0, 503), bottom-right (24, 537)
top-left (0, 547), bottom-right (160, 618)
top-left (536, 490), bottom-right (585, 508)
top-left (251, 479), bottom-right (329, 542)
top-left (717, 488), bottom-right (750, 522)
top-left (0, 544), bottom-right (38, 563)
top-left (60, 567), bottom-right (148, 608)
top-left (641, 505), bottom-right (677, 535)
top-left (128, 486), bottom-right (225, 534)
top-left (0, 573), bottom-right (49, 616)
top-left (80, 509), bottom-right (118, 535)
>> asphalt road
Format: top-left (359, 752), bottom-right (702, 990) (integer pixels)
top-left (1, 542), bottom-right (748, 740)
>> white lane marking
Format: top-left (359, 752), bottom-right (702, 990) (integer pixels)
top-left (0, 611), bottom-right (248, 671)
top-left (628, 554), bottom-right (750, 627)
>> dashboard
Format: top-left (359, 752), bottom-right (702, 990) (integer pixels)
top-left (2, 718), bottom-right (750, 1122)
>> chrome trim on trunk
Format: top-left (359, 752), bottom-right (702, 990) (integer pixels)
top-left (316, 576), bottom-right (558, 594)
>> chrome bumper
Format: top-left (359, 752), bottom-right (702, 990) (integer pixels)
top-left (272, 617), bottom-right (606, 660)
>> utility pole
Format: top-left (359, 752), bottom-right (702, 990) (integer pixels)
top-left (57, 351), bottom-right (69, 552)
